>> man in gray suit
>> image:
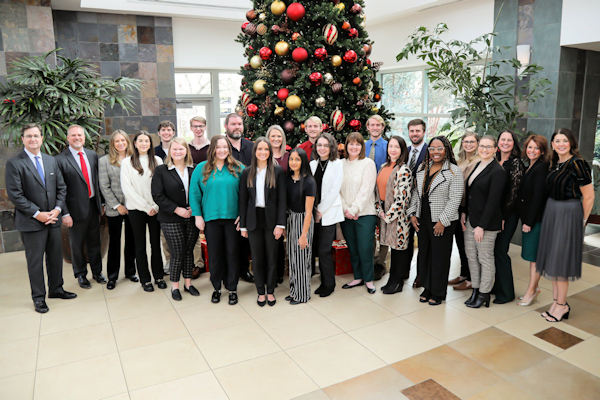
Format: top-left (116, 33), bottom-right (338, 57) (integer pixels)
top-left (5, 123), bottom-right (77, 313)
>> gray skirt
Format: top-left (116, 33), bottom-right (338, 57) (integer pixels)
top-left (536, 198), bottom-right (584, 281)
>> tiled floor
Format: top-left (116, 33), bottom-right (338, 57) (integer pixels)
top-left (1, 244), bottom-right (600, 399)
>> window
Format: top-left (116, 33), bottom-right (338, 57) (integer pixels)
top-left (175, 73), bottom-right (211, 95)
top-left (218, 73), bottom-right (243, 133)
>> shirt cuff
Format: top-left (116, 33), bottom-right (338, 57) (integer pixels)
top-left (33, 211), bottom-right (40, 218)
top-left (240, 228), bottom-right (247, 232)
top-left (276, 225), bottom-right (285, 230)
top-left (54, 206), bottom-right (61, 212)
top-left (113, 204), bottom-right (121, 210)
top-left (63, 214), bottom-right (70, 217)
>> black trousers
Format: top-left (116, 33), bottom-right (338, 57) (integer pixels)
top-left (405, 225), bottom-right (415, 279)
top-left (69, 198), bottom-right (102, 278)
top-left (238, 237), bottom-right (251, 275)
top-left (454, 225), bottom-right (471, 280)
top-left (161, 219), bottom-right (200, 282)
top-left (128, 210), bottom-right (163, 284)
top-left (106, 214), bottom-right (136, 281)
top-left (205, 219), bottom-right (239, 291)
top-left (247, 208), bottom-right (279, 295)
top-left (417, 218), bottom-right (457, 301)
top-left (21, 227), bottom-right (64, 301)
top-left (492, 212), bottom-right (518, 302)
top-left (277, 237), bottom-right (285, 280)
top-left (385, 248), bottom-right (412, 287)
top-left (315, 223), bottom-right (336, 292)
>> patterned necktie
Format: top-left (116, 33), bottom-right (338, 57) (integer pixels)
top-left (409, 148), bottom-right (419, 170)
top-left (78, 152), bottom-right (91, 197)
top-left (35, 156), bottom-right (45, 187)
top-left (368, 142), bottom-right (376, 161)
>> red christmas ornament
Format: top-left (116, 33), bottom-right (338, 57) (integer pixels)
top-left (277, 88), bottom-right (290, 101)
top-left (244, 63), bottom-right (251, 69)
top-left (343, 50), bottom-right (358, 63)
top-left (292, 32), bottom-right (301, 41)
top-left (259, 47), bottom-right (272, 60)
top-left (366, 58), bottom-right (372, 66)
top-left (374, 93), bottom-right (381, 101)
top-left (350, 4), bottom-right (362, 14)
top-left (246, 104), bottom-right (258, 117)
top-left (309, 72), bottom-right (323, 86)
top-left (348, 28), bottom-right (358, 38)
top-left (322, 123), bottom-right (330, 132)
top-left (314, 47), bottom-right (328, 61)
top-left (287, 3), bottom-right (306, 21)
top-left (292, 47), bottom-right (308, 62)
top-left (331, 109), bottom-right (345, 131)
top-left (241, 22), bottom-right (249, 32)
top-left (349, 119), bottom-right (361, 131)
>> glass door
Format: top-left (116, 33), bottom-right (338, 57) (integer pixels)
top-left (176, 100), bottom-right (211, 141)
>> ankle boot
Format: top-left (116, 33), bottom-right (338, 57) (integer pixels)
top-left (464, 288), bottom-right (479, 306)
top-left (467, 292), bottom-right (490, 308)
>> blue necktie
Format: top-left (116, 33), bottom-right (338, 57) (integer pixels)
top-left (35, 156), bottom-right (45, 187)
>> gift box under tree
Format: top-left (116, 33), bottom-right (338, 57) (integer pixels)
top-left (332, 240), bottom-right (352, 275)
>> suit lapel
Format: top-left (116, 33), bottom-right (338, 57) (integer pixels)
top-left (65, 149), bottom-right (87, 184)
top-left (470, 161), bottom-right (493, 186)
top-left (429, 167), bottom-right (447, 194)
top-left (21, 151), bottom-right (46, 188)
top-left (168, 167), bottom-right (185, 188)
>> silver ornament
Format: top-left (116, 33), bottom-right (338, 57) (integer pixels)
top-left (368, 90), bottom-right (374, 99)
top-left (324, 73), bottom-right (334, 85)
top-left (367, 80), bottom-right (374, 91)
top-left (360, 21), bottom-right (366, 28)
top-left (316, 96), bottom-right (326, 107)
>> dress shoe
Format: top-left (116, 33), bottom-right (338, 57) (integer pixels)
top-left (342, 280), bottom-right (364, 289)
top-left (106, 280), bottom-right (116, 290)
top-left (241, 271), bottom-right (254, 283)
top-left (493, 297), bottom-right (513, 304)
top-left (464, 288), bottom-right (479, 306)
top-left (93, 273), bottom-right (107, 284)
top-left (382, 282), bottom-right (403, 295)
top-left (290, 300), bottom-right (303, 305)
top-left (172, 288), bottom-right (182, 301)
top-left (184, 285), bottom-right (200, 296)
top-left (285, 295), bottom-right (293, 301)
top-left (366, 285), bottom-right (376, 294)
top-left (257, 296), bottom-right (266, 307)
top-left (127, 275), bottom-right (139, 283)
top-left (319, 288), bottom-right (334, 298)
top-left (315, 286), bottom-right (323, 295)
top-left (467, 292), bottom-right (490, 308)
top-left (143, 282), bottom-right (154, 292)
top-left (77, 276), bottom-right (91, 289)
top-left (277, 277), bottom-right (284, 284)
top-left (48, 289), bottom-right (77, 299)
top-left (267, 295), bottom-right (276, 306)
top-left (448, 276), bottom-right (465, 285)
top-left (453, 280), bottom-right (472, 290)
top-left (34, 300), bottom-right (49, 313)
top-left (156, 279), bottom-right (167, 289)
top-left (229, 292), bottom-right (238, 305)
top-left (211, 290), bottom-right (221, 303)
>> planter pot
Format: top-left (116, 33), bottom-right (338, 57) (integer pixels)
top-left (61, 214), bottom-right (109, 263)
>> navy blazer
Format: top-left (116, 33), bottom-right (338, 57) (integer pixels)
top-left (239, 165), bottom-right (287, 232)
top-left (408, 143), bottom-right (428, 176)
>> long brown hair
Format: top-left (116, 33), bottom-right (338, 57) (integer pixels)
top-left (246, 137), bottom-right (277, 188)
top-left (522, 135), bottom-right (551, 164)
top-left (457, 131), bottom-right (480, 164)
top-left (108, 130), bottom-right (133, 167)
top-left (496, 129), bottom-right (521, 160)
top-left (550, 128), bottom-right (582, 168)
top-left (311, 133), bottom-right (339, 161)
top-left (384, 136), bottom-right (408, 167)
top-left (202, 134), bottom-right (242, 184)
top-left (131, 130), bottom-right (158, 176)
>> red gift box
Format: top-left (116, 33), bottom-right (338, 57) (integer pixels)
top-left (332, 240), bottom-right (353, 275)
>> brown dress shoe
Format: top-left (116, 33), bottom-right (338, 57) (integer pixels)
top-left (448, 276), bottom-right (465, 285)
top-left (453, 280), bottom-right (472, 290)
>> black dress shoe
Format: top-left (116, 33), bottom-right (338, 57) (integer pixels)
top-left (285, 295), bottom-right (293, 301)
top-left (77, 276), bottom-right (91, 289)
top-left (257, 296), bottom-right (266, 307)
top-left (48, 289), bottom-right (77, 299)
top-left (290, 300), bottom-right (303, 305)
top-left (93, 273), bottom-right (107, 284)
top-left (143, 282), bottom-right (154, 292)
top-left (382, 282), bottom-right (402, 295)
top-left (106, 280), bottom-right (116, 290)
top-left (34, 300), bottom-right (49, 313)
top-left (319, 289), bottom-right (333, 298)
top-left (342, 281), bottom-right (364, 289)
top-left (229, 292), bottom-right (238, 305)
top-left (184, 285), bottom-right (200, 296)
top-left (315, 286), bottom-right (323, 295)
top-left (241, 271), bottom-right (254, 283)
top-left (211, 290), bottom-right (221, 303)
top-left (366, 286), bottom-right (376, 294)
top-left (155, 279), bottom-right (167, 289)
top-left (267, 295), bottom-right (276, 306)
top-left (277, 277), bottom-right (284, 284)
top-left (171, 289), bottom-right (182, 301)
top-left (127, 275), bottom-right (139, 283)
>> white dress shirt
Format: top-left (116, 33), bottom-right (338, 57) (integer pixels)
top-left (24, 148), bottom-right (61, 218)
top-left (169, 165), bottom-right (190, 203)
top-left (68, 146), bottom-right (95, 198)
top-left (255, 167), bottom-right (267, 208)
top-left (408, 141), bottom-right (426, 166)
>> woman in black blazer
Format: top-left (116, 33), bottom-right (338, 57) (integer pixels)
top-left (463, 135), bottom-right (506, 308)
top-left (239, 137), bottom-right (287, 307)
top-left (151, 138), bottom-right (200, 301)
top-left (517, 135), bottom-right (550, 306)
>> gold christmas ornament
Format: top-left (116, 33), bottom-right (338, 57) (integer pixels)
top-left (253, 79), bottom-right (267, 94)
top-left (286, 95), bottom-right (302, 110)
top-left (372, 107), bottom-right (379, 113)
top-left (250, 55), bottom-right (262, 69)
top-left (275, 41), bottom-right (290, 56)
top-left (331, 55), bottom-right (342, 67)
top-left (334, 3), bottom-right (345, 12)
top-left (271, 0), bottom-right (286, 16)
top-left (256, 23), bottom-right (268, 35)
top-left (274, 106), bottom-right (285, 117)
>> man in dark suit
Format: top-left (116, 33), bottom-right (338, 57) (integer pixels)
top-left (406, 119), bottom-right (428, 287)
top-left (5, 123), bottom-right (77, 313)
top-left (56, 125), bottom-right (106, 289)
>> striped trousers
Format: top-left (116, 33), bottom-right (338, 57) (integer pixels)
top-left (287, 210), bottom-right (314, 303)
top-left (464, 219), bottom-right (498, 293)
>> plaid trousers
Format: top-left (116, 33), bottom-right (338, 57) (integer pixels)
top-left (161, 219), bottom-right (199, 282)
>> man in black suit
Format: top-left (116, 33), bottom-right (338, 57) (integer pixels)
top-left (56, 125), bottom-right (106, 289)
top-left (5, 123), bottom-right (77, 313)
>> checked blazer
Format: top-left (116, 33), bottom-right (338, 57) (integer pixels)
top-left (407, 160), bottom-right (464, 227)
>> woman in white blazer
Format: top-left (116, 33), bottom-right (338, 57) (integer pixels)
top-left (309, 133), bottom-right (344, 297)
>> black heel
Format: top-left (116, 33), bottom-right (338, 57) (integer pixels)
top-left (467, 292), bottom-right (490, 308)
top-left (464, 289), bottom-right (479, 306)
top-left (546, 302), bottom-right (570, 322)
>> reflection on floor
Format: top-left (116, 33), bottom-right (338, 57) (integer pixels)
top-left (1, 243), bottom-right (600, 400)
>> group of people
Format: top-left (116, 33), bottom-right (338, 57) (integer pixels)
top-left (6, 113), bottom-right (593, 322)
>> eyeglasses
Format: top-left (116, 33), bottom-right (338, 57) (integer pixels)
top-left (316, 144), bottom-right (330, 148)
top-left (191, 125), bottom-right (206, 129)
top-left (428, 147), bottom-right (445, 152)
top-left (23, 135), bottom-right (41, 139)
top-left (479, 145), bottom-right (495, 150)
top-left (463, 140), bottom-right (477, 145)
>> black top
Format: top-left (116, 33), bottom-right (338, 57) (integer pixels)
top-left (500, 156), bottom-right (525, 217)
top-left (154, 145), bottom-right (167, 161)
top-left (239, 165), bottom-right (287, 231)
top-left (230, 138), bottom-right (254, 167)
top-left (546, 157), bottom-right (592, 201)
top-left (314, 159), bottom-right (327, 205)
top-left (286, 175), bottom-right (317, 213)
top-left (465, 160), bottom-right (506, 231)
top-left (518, 160), bottom-right (549, 226)
top-left (189, 144), bottom-right (209, 165)
top-left (151, 165), bottom-right (195, 223)
top-left (421, 172), bottom-right (434, 222)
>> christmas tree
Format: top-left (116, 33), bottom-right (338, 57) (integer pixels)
top-left (235, 0), bottom-right (393, 146)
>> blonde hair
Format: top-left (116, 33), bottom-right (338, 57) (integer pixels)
top-left (366, 115), bottom-right (385, 129)
top-left (305, 116), bottom-right (323, 127)
top-left (108, 130), bottom-right (133, 167)
top-left (457, 131), bottom-right (480, 164)
top-left (266, 125), bottom-right (287, 153)
top-left (190, 116), bottom-right (206, 125)
top-left (165, 137), bottom-right (193, 168)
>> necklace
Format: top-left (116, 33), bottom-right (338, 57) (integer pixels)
top-left (318, 159), bottom-right (328, 171)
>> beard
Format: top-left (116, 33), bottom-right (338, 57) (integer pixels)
top-left (226, 129), bottom-right (242, 140)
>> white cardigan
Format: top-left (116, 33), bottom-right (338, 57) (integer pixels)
top-left (120, 155), bottom-right (163, 214)
top-left (309, 158), bottom-right (344, 226)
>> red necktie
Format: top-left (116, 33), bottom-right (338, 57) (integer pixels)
top-left (79, 152), bottom-right (91, 197)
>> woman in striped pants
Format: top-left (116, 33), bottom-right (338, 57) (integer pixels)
top-left (285, 148), bottom-right (316, 304)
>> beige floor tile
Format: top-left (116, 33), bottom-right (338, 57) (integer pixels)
top-left (0, 292), bottom-right (37, 317)
top-left (129, 371), bottom-right (228, 400)
top-left (193, 321), bottom-right (281, 369)
top-left (40, 299), bottom-right (109, 335)
top-left (323, 366), bottom-right (412, 400)
top-left (292, 390), bottom-right (331, 400)
top-left (258, 308), bottom-right (342, 350)
top-left (120, 336), bottom-right (209, 391)
top-left (213, 351), bottom-right (318, 400)
top-left (536, 276), bottom-right (595, 296)
top-left (467, 379), bottom-right (536, 400)
top-left (446, 295), bottom-right (535, 326)
top-left (581, 263), bottom-right (600, 285)
top-left (304, 276), bottom-right (361, 307)
top-left (348, 317), bottom-right (443, 364)
top-left (0, 371), bottom-right (35, 400)
top-left (391, 345), bottom-right (502, 399)
top-left (237, 283), bottom-right (307, 320)
top-left (557, 296), bottom-right (600, 335)
top-left (0, 337), bottom-right (38, 378)
top-left (363, 285), bottom-right (431, 316)
top-left (0, 312), bottom-right (40, 344)
top-left (570, 284), bottom-right (600, 307)
top-left (112, 309), bottom-right (189, 351)
top-left (401, 304), bottom-right (490, 343)
top-left (287, 333), bottom-right (386, 388)
top-left (103, 278), bottom-right (146, 299)
top-left (557, 336), bottom-right (600, 378)
top-left (101, 394), bottom-right (130, 400)
top-left (509, 357), bottom-right (600, 400)
top-left (48, 281), bottom-right (106, 308)
top-left (162, 276), bottom-right (214, 309)
top-left (0, 275), bottom-right (32, 296)
top-left (448, 327), bottom-right (551, 378)
top-left (34, 353), bottom-right (127, 400)
top-left (36, 323), bottom-right (117, 370)
top-left (106, 291), bottom-right (173, 322)
top-left (495, 311), bottom-right (593, 355)
top-left (312, 295), bottom-right (395, 332)
top-left (177, 301), bottom-right (253, 334)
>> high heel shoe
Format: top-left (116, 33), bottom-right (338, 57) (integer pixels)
top-left (517, 289), bottom-right (541, 306)
top-left (464, 288), bottom-right (479, 306)
top-left (541, 299), bottom-right (557, 318)
top-left (546, 302), bottom-right (570, 322)
top-left (467, 292), bottom-right (490, 308)
top-left (519, 287), bottom-right (541, 300)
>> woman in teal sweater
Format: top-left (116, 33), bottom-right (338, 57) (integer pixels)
top-left (190, 135), bottom-right (244, 305)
